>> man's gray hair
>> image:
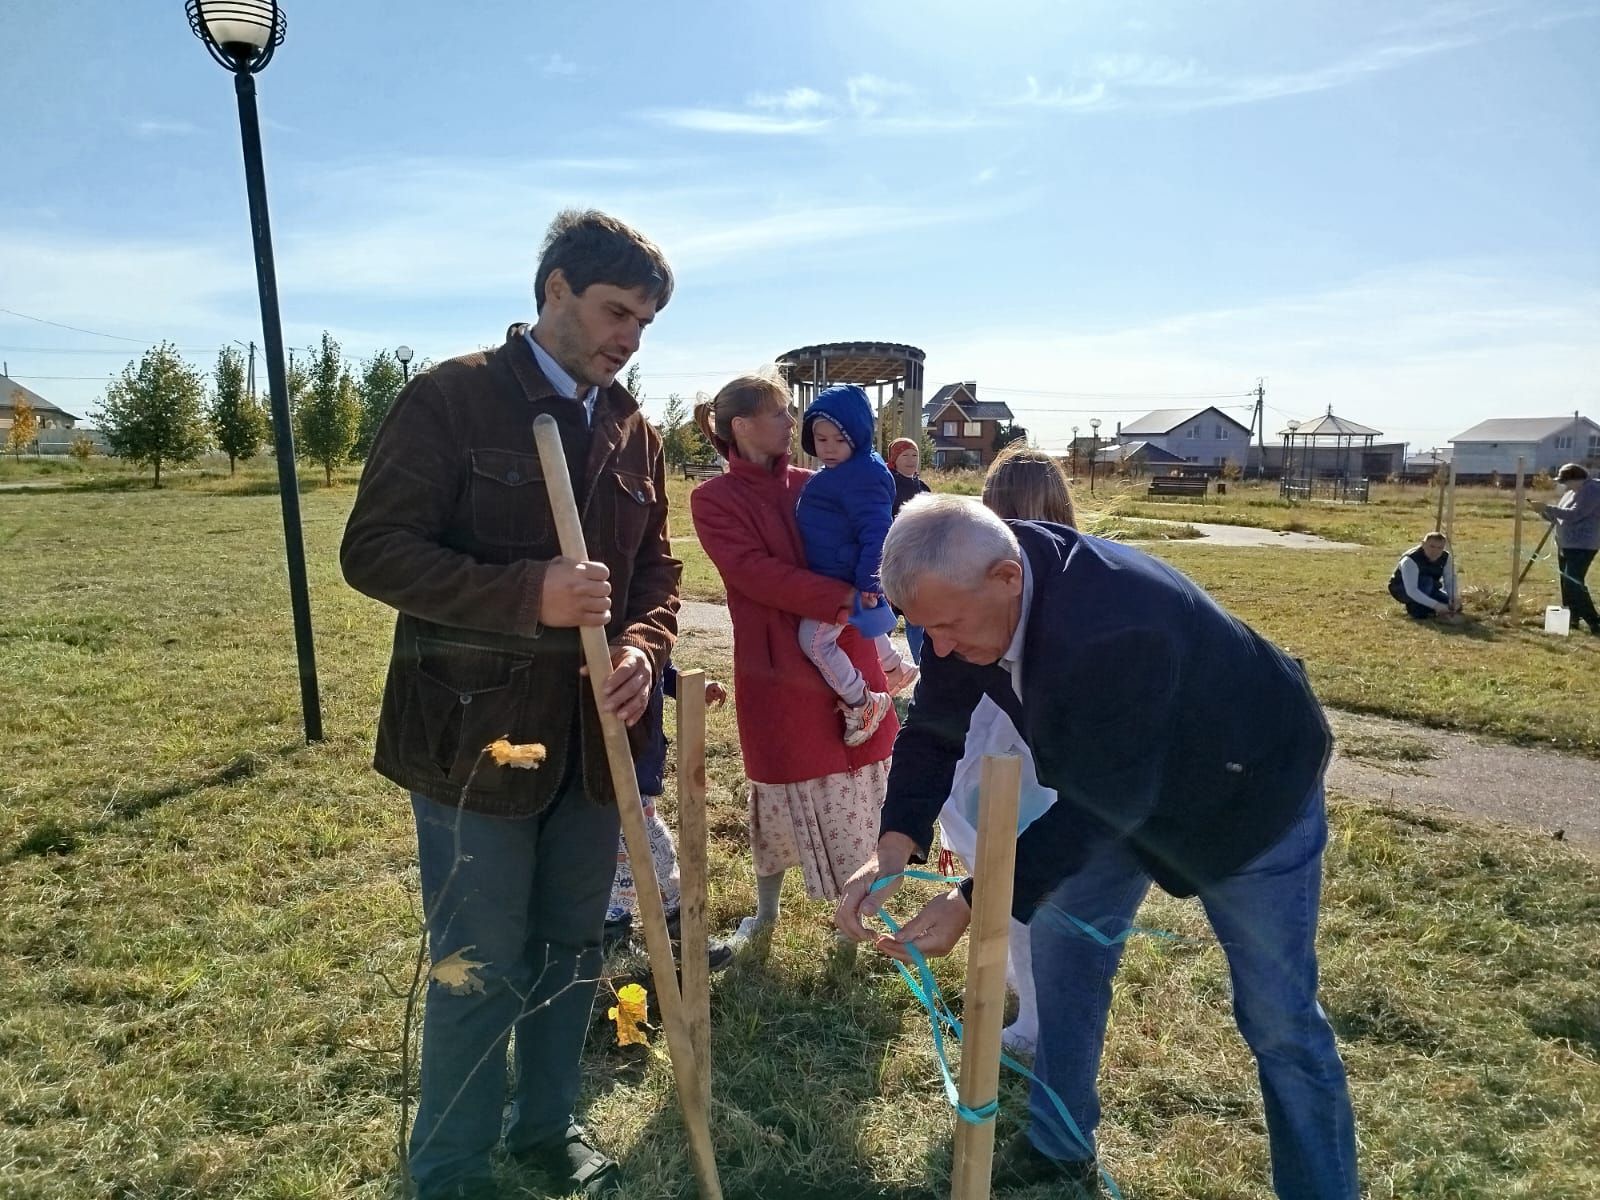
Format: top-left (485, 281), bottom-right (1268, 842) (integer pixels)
top-left (880, 494), bottom-right (1021, 608)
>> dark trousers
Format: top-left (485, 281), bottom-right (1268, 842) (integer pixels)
top-left (407, 776), bottom-right (619, 1198)
top-left (1398, 574), bottom-right (1448, 620)
top-left (1558, 548), bottom-right (1599, 628)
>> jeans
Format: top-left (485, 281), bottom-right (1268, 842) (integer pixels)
top-left (1027, 783), bottom-right (1357, 1199)
top-left (1558, 547), bottom-right (1599, 628)
top-left (1397, 574), bottom-right (1448, 620)
top-left (408, 779), bottom-right (619, 1198)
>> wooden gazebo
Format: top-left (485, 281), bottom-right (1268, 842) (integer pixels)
top-left (777, 341), bottom-right (927, 454)
top-left (1279, 407), bottom-right (1381, 502)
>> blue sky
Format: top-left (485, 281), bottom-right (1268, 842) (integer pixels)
top-left (3, 0), bottom-right (1596, 454)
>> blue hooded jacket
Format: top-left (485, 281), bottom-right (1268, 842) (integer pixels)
top-left (796, 384), bottom-right (897, 593)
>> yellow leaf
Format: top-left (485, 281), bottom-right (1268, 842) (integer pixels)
top-left (487, 738), bottom-right (547, 769)
top-left (430, 947), bottom-right (488, 995)
top-left (607, 982), bottom-right (650, 1046)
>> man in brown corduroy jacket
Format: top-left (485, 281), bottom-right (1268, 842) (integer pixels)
top-left (341, 210), bottom-right (679, 1200)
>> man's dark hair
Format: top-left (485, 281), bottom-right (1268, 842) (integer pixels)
top-left (534, 209), bottom-right (674, 314)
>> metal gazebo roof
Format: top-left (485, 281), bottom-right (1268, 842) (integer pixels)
top-left (776, 341), bottom-right (926, 386)
top-left (1279, 409), bottom-right (1384, 439)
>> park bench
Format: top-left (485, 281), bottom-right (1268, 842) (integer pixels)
top-left (1147, 476), bottom-right (1209, 499)
top-left (682, 461), bottom-right (723, 482)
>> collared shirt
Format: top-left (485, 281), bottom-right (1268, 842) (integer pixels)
top-left (524, 331), bottom-right (598, 425)
top-left (996, 551), bottom-right (1033, 700)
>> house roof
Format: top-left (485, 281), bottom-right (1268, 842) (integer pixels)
top-left (923, 381), bottom-right (1013, 422)
top-left (1121, 406), bottom-right (1251, 436)
top-left (1119, 440), bottom-right (1186, 463)
top-left (1450, 415), bottom-right (1599, 443)
top-left (1, 375), bottom-right (79, 421)
top-left (1405, 447), bottom-right (1453, 467)
top-left (1277, 411), bottom-right (1383, 438)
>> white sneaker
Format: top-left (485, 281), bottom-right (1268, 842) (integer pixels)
top-left (727, 915), bottom-right (772, 949)
top-left (841, 690), bottom-right (893, 747)
top-left (1001, 1021), bottom-right (1038, 1058)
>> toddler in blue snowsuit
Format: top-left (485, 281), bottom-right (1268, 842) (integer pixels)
top-left (795, 384), bottom-right (918, 746)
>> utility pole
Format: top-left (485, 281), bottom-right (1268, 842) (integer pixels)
top-left (1253, 378), bottom-right (1267, 480)
top-left (247, 340), bottom-right (257, 401)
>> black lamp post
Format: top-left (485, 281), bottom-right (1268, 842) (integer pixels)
top-left (188, 0), bottom-right (322, 743)
top-left (395, 344), bottom-right (414, 382)
top-left (1071, 424), bottom-right (1079, 480)
top-left (1089, 418), bottom-right (1101, 495)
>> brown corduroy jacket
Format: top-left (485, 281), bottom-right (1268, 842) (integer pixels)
top-left (340, 325), bottom-right (680, 816)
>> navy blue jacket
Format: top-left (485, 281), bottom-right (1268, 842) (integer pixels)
top-left (796, 386), bottom-right (897, 593)
top-left (881, 523), bottom-right (1331, 915)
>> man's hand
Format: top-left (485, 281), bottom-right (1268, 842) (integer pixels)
top-left (705, 680), bottom-right (728, 707)
top-left (539, 557), bottom-right (611, 628)
top-left (874, 887), bottom-right (972, 964)
top-left (582, 645), bottom-right (652, 727)
top-left (834, 832), bottom-right (919, 942)
top-left (862, 590), bottom-right (880, 608)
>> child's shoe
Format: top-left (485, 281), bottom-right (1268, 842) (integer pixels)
top-left (841, 690), bottom-right (892, 747)
top-left (881, 659), bottom-right (920, 696)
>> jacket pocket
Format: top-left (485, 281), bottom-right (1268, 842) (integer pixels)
top-left (470, 449), bottom-right (550, 548)
top-left (612, 470), bottom-right (656, 554)
top-left (413, 636), bottom-right (533, 791)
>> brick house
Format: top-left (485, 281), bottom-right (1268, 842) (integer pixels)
top-left (922, 382), bottom-right (1015, 468)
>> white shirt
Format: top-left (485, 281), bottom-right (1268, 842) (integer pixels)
top-left (524, 331), bottom-right (597, 426)
top-left (996, 553), bottom-right (1034, 700)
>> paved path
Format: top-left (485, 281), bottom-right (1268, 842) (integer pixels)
top-left (1133, 518), bottom-right (1362, 550)
top-left (679, 600), bottom-right (1596, 851)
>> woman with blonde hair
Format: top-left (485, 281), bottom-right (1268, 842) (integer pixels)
top-left (690, 374), bottom-right (898, 943)
top-left (982, 443), bottom-right (1077, 528)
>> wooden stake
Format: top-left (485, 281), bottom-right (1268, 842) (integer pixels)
top-left (950, 754), bottom-right (1022, 1200)
top-left (1444, 462), bottom-right (1457, 547)
top-left (676, 668), bottom-right (713, 1118)
top-left (532, 416), bottom-right (722, 1200)
top-left (1511, 456), bottom-right (1526, 613)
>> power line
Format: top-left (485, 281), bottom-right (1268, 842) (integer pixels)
top-left (979, 386), bottom-right (1253, 401)
top-left (0, 344), bottom-right (217, 354)
top-left (0, 306), bottom-right (173, 345)
top-left (3, 374), bottom-right (116, 381)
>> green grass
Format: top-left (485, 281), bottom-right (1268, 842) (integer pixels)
top-left (2, 468), bottom-right (1597, 1198)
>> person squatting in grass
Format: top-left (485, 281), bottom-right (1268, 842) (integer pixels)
top-left (794, 384), bottom-right (921, 748)
top-left (690, 373), bottom-right (899, 948)
top-left (341, 209), bottom-right (678, 1200)
top-left (837, 496), bottom-right (1358, 1199)
top-left (1388, 532), bottom-right (1463, 623)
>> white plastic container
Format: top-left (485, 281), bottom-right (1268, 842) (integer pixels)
top-left (1544, 606), bottom-right (1571, 636)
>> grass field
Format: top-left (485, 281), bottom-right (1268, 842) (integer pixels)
top-left (2, 463), bottom-right (1598, 1198)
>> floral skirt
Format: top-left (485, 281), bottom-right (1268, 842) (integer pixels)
top-left (748, 758), bottom-right (890, 900)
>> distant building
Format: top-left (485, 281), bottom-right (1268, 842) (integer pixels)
top-left (922, 382), bottom-right (1015, 468)
top-left (1118, 406), bottom-right (1252, 470)
top-left (1, 375), bottom-right (81, 434)
top-left (1449, 415), bottom-right (1600, 480)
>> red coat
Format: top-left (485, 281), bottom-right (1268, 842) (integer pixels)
top-left (690, 450), bottom-right (898, 784)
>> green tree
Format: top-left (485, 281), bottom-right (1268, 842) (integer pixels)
top-left (294, 332), bottom-right (360, 485)
top-left (624, 362), bottom-right (642, 397)
top-left (354, 351), bottom-right (405, 460)
top-left (69, 434), bottom-right (95, 464)
top-left (99, 343), bottom-right (209, 487)
top-left (208, 345), bottom-right (266, 475)
top-left (6, 393), bottom-right (39, 458)
top-left (993, 422), bottom-right (1028, 452)
top-left (659, 392), bottom-right (713, 467)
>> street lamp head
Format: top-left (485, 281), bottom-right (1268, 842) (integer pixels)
top-left (1090, 418), bottom-right (1101, 433)
top-left (187, 0), bottom-right (286, 73)
top-left (395, 345), bottom-right (414, 365)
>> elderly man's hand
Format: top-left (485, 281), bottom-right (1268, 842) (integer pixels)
top-left (834, 832), bottom-right (919, 942)
top-left (873, 886), bottom-right (972, 963)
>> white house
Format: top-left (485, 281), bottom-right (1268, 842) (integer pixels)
top-left (1117, 406), bottom-right (1253, 470)
top-left (1449, 415), bottom-right (1600, 479)
top-left (1, 375), bottom-right (81, 432)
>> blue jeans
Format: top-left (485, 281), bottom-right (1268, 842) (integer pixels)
top-left (904, 622), bottom-right (925, 664)
top-left (1027, 784), bottom-right (1357, 1199)
top-left (408, 780), bottom-right (619, 1198)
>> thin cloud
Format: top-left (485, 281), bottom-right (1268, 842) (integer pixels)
top-left (539, 53), bottom-right (580, 78)
top-left (749, 86), bottom-right (831, 113)
top-left (643, 108), bottom-right (832, 135)
top-left (132, 119), bottom-right (200, 138)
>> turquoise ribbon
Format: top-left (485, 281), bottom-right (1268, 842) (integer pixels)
top-left (867, 870), bottom-right (1133, 1200)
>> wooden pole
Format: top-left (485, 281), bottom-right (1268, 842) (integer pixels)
top-left (1443, 462), bottom-right (1457, 547)
top-left (676, 668), bottom-right (713, 1118)
top-left (1433, 463), bottom-right (1446, 531)
top-left (1510, 456), bottom-right (1526, 613)
top-left (532, 416), bottom-right (722, 1200)
top-left (950, 754), bottom-right (1022, 1200)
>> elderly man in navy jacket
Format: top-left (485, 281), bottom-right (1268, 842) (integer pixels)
top-left (836, 495), bottom-right (1357, 1199)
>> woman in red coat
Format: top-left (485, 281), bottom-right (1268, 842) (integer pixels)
top-left (691, 374), bottom-right (898, 941)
